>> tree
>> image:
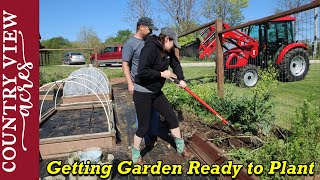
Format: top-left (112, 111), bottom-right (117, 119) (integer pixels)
top-left (124, 0), bottom-right (153, 26)
top-left (105, 29), bottom-right (133, 45)
top-left (158, 0), bottom-right (199, 34)
top-left (179, 34), bottom-right (197, 46)
top-left (273, 0), bottom-right (309, 12)
top-left (201, 0), bottom-right (248, 26)
top-left (41, 36), bottom-right (71, 49)
top-left (272, 0), bottom-right (310, 37)
top-left (76, 26), bottom-right (101, 48)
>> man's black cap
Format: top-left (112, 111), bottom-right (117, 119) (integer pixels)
top-left (137, 17), bottom-right (158, 31)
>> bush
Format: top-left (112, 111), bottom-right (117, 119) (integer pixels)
top-left (229, 97), bottom-right (320, 179)
top-left (39, 71), bottom-right (66, 86)
top-left (163, 68), bottom-right (277, 135)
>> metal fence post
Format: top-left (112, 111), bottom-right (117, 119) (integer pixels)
top-left (215, 19), bottom-right (224, 98)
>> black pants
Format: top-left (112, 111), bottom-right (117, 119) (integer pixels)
top-left (133, 91), bottom-right (179, 138)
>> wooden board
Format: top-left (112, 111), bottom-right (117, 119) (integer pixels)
top-left (188, 132), bottom-right (259, 180)
top-left (40, 95), bottom-right (54, 101)
top-left (40, 88), bottom-right (63, 101)
top-left (61, 93), bottom-right (112, 105)
top-left (56, 104), bottom-right (108, 111)
top-left (40, 107), bottom-right (57, 125)
top-left (40, 132), bottom-right (115, 159)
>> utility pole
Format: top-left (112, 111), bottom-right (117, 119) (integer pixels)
top-left (313, 3), bottom-right (318, 58)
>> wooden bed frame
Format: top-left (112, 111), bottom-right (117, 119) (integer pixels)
top-left (39, 93), bottom-right (115, 160)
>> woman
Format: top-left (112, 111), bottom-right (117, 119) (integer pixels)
top-left (132, 27), bottom-right (194, 164)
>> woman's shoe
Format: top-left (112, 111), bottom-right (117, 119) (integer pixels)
top-left (135, 156), bottom-right (144, 165)
top-left (180, 147), bottom-right (195, 159)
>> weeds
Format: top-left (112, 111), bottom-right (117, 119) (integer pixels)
top-left (164, 68), bottom-right (278, 135)
top-left (229, 96), bottom-right (320, 179)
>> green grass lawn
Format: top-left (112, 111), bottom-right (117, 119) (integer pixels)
top-left (182, 66), bottom-right (215, 79)
top-left (40, 65), bottom-right (124, 85)
top-left (40, 64), bottom-right (320, 129)
top-left (179, 56), bottom-right (214, 63)
top-left (272, 64), bottom-right (320, 127)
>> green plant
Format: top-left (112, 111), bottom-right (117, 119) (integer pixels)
top-left (39, 71), bottom-right (66, 86)
top-left (229, 96), bottom-right (320, 179)
top-left (73, 156), bottom-right (80, 163)
top-left (39, 71), bottom-right (47, 86)
top-left (237, 67), bottom-right (278, 135)
top-left (164, 68), bottom-right (278, 135)
top-left (162, 83), bottom-right (190, 109)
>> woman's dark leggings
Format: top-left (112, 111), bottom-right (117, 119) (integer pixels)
top-left (133, 91), bottom-right (179, 138)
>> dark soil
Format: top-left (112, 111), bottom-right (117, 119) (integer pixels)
top-left (40, 107), bottom-right (109, 139)
top-left (39, 100), bottom-right (56, 115)
top-left (39, 89), bottom-right (62, 115)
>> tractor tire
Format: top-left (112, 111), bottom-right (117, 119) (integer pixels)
top-left (236, 64), bottom-right (259, 88)
top-left (278, 48), bottom-right (309, 82)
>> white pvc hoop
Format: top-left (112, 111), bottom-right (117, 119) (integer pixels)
top-left (67, 67), bottom-right (112, 95)
top-left (39, 80), bottom-right (113, 132)
top-left (40, 74), bottom-right (112, 116)
top-left (54, 74), bottom-right (111, 114)
top-left (64, 72), bottom-right (109, 95)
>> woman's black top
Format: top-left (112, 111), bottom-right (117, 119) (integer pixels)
top-left (135, 35), bottom-right (184, 93)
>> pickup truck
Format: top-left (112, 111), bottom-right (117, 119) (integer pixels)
top-left (90, 45), bottom-right (122, 66)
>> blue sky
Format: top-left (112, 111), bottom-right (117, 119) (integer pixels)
top-left (40, 0), bottom-right (274, 42)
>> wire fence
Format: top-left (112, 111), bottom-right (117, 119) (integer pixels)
top-left (179, 1), bottom-right (320, 129)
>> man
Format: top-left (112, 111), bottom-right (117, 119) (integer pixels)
top-left (122, 17), bottom-right (169, 148)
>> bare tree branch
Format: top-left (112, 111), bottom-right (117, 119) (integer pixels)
top-left (158, 0), bottom-right (199, 34)
top-left (76, 26), bottom-right (101, 48)
top-left (124, 0), bottom-right (153, 26)
top-left (272, 0), bottom-right (311, 38)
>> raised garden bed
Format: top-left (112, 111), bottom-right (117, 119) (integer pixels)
top-left (39, 104), bottom-right (115, 159)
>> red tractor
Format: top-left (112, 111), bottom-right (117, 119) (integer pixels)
top-left (191, 16), bottom-right (309, 87)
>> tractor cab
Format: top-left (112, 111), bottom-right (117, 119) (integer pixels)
top-left (246, 16), bottom-right (296, 64)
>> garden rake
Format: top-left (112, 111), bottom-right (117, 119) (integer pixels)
top-left (172, 79), bottom-right (238, 133)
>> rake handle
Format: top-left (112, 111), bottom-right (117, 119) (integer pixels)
top-left (173, 78), bottom-right (231, 126)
